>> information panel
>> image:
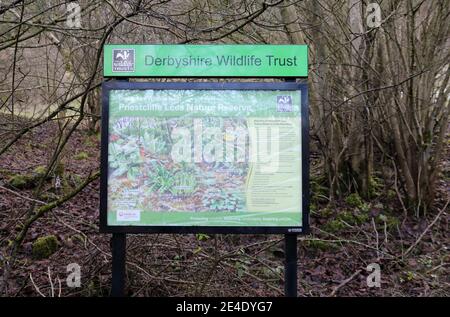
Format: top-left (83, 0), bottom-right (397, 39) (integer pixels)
top-left (100, 82), bottom-right (309, 233)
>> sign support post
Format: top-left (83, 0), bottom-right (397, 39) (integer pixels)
top-left (111, 233), bottom-right (126, 297)
top-left (110, 77), bottom-right (128, 298)
top-left (284, 234), bottom-right (298, 297)
top-left (282, 77), bottom-right (298, 298)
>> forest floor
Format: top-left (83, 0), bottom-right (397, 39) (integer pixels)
top-left (0, 117), bottom-right (448, 297)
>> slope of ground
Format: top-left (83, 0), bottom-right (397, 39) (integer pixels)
top-left (0, 117), bottom-right (448, 297)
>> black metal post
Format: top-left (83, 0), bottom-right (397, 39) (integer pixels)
top-left (109, 77), bottom-right (128, 297)
top-left (284, 233), bottom-right (298, 297)
top-left (111, 233), bottom-right (126, 297)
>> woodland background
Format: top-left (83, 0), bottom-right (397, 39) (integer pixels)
top-left (0, 0), bottom-right (448, 296)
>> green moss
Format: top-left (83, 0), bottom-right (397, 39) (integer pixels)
top-left (8, 167), bottom-right (52, 189)
top-left (70, 174), bottom-right (83, 187)
top-left (400, 271), bottom-right (416, 283)
top-left (196, 233), bottom-right (210, 241)
top-left (368, 176), bottom-right (383, 198)
top-left (322, 207), bottom-right (334, 217)
top-left (33, 165), bottom-right (47, 176)
top-left (360, 202), bottom-right (370, 212)
top-left (306, 240), bottom-right (338, 251)
top-left (8, 174), bottom-right (35, 189)
top-left (32, 235), bottom-right (59, 259)
top-left (336, 210), bottom-right (369, 225)
top-left (337, 211), bottom-right (354, 223)
top-left (8, 175), bottom-right (28, 188)
top-left (345, 193), bottom-right (364, 209)
top-left (323, 210), bottom-right (369, 232)
top-left (354, 213), bottom-right (369, 224)
top-left (83, 136), bottom-right (97, 147)
top-left (74, 151), bottom-right (89, 160)
top-left (323, 219), bottom-right (346, 233)
top-left (377, 214), bottom-right (400, 230)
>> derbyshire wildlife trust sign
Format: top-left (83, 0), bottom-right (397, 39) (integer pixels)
top-left (101, 45), bottom-right (309, 234)
top-left (103, 44), bottom-right (308, 77)
top-left (100, 44), bottom-right (309, 296)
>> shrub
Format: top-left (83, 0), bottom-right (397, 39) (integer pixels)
top-left (345, 193), bottom-right (364, 209)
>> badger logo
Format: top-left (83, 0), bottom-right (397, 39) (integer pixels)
top-left (277, 95), bottom-right (293, 112)
top-left (115, 50), bottom-right (130, 61)
top-left (112, 49), bottom-right (135, 72)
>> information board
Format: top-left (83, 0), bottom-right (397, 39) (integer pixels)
top-left (100, 82), bottom-right (309, 233)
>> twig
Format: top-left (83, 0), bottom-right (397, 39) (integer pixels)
top-left (391, 159), bottom-right (408, 215)
top-left (404, 199), bottom-right (449, 257)
top-left (0, 185), bottom-right (46, 205)
top-left (372, 218), bottom-right (380, 260)
top-left (47, 267), bottom-right (54, 297)
top-left (330, 269), bottom-right (362, 296)
top-left (425, 263), bottom-right (447, 275)
top-left (0, 171), bottom-right (100, 295)
top-left (12, 170), bottom-right (100, 247)
top-left (384, 221), bottom-right (388, 244)
top-left (311, 227), bottom-right (395, 258)
top-left (57, 277), bottom-right (62, 298)
top-left (29, 273), bottom-right (45, 297)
